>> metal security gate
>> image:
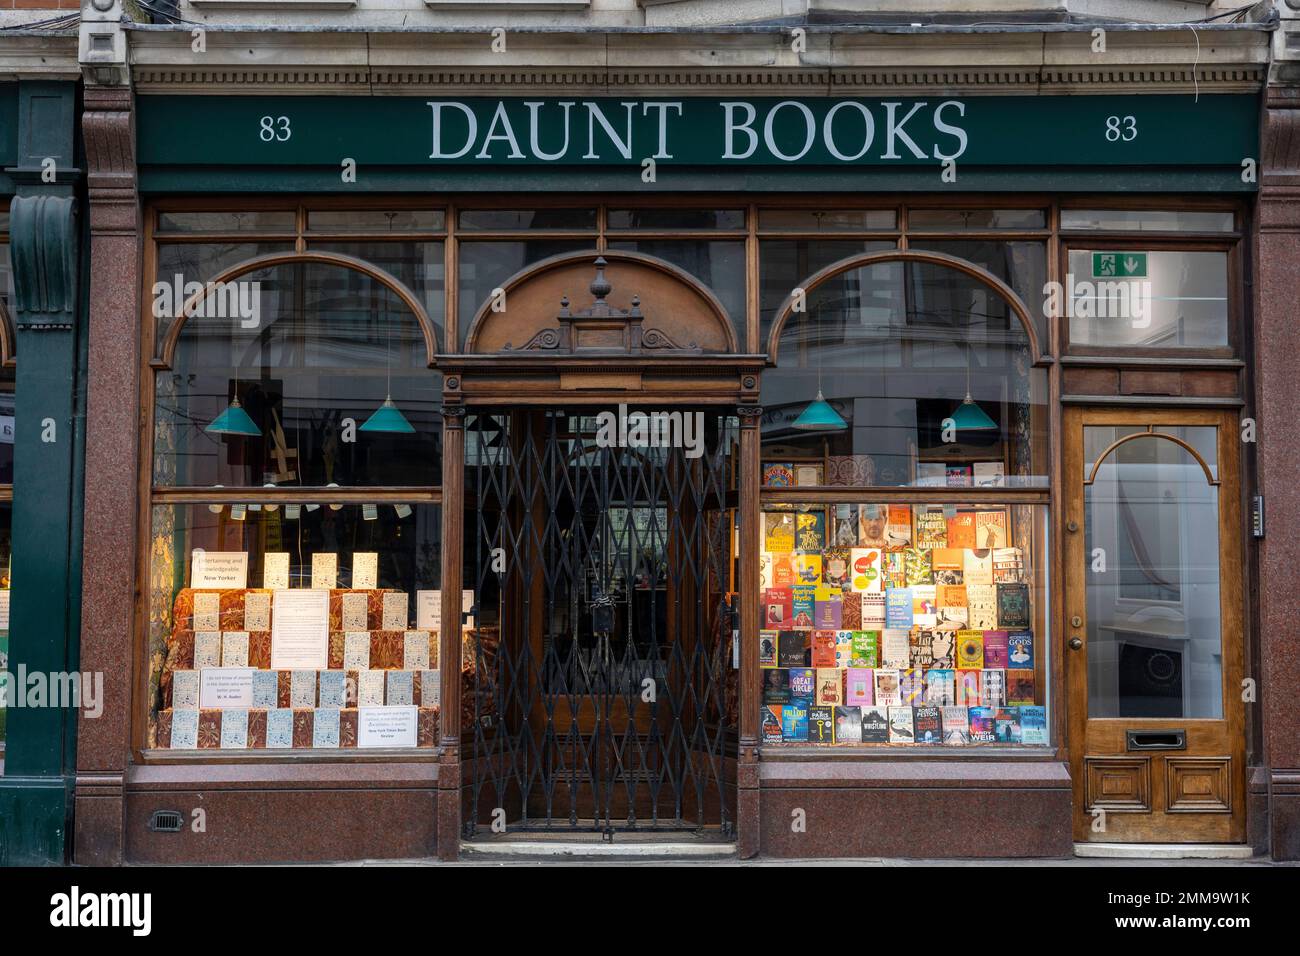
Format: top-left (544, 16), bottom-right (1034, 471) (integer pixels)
top-left (463, 406), bottom-right (739, 837)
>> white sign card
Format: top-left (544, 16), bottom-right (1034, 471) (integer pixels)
top-left (416, 590), bottom-right (476, 630)
top-left (357, 706), bottom-right (418, 748)
top-left (352, 552), bottom-right (379, 590)
top-left (264, 552), bottom-right (290, 590)
top-left (270, 589), bottom-right (330, 669)
top-left (198, 667), bottom-right (255, 708)
top-left (0, 589), bottom-right (10, 631)
top-left (190, 550), bottom-right (249, 589)
top-left (311, 553), bottom-right (338, 590)
top-left (192, 593), bottom-right (221, 631)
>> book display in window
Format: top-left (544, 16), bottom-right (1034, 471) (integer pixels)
top-left (757, 502), bottom-right (1045, 746)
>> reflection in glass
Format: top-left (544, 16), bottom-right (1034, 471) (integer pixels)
top-left (606, 239), bottom-right (746, 341)
top-left (457, 240), bottom-right (593, 346)
top-left (1084, 427), bottom-right (1223, 719)
top-left (909, 240), bottom-right (1048, 348)
top-left (155, 262), bottom-right (441, 488)
top-left (1067, 249), bottom-right (1229, 349)
top-left (763, 257), bottom-right (1047, 488)
top-left (760, 240), bottom-right (896, 343)
top-left (607, 209), bottom-right (743, 230)
top-left (1061, 209), bottom-right (1235, 233)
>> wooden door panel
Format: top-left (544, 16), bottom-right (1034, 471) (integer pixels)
top-left (1065, 408), bottom-right (1245, 844)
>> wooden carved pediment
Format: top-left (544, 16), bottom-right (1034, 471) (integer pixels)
top-left (464, 250), bottom-right (737, 356)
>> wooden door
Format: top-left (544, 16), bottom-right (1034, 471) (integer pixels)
top-left (1064, 408), bottom-right (1245, 843)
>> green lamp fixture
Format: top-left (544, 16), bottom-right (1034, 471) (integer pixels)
top-left (792, 389), bottom-right (847, 431)
top-left (360, 305), bottom-right (415, 434)
top-left (947, 340), bottom-right (998, 431)
top-left (360, 395), bottom-right (415, 433)
top-left (206, 395), bottom-right (261, 437)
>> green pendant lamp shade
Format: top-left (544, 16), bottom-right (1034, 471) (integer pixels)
top-left (949, 393), bottom-right (998, 431)
top-left (792, 390), bottom-right (847, 431)
top-left (360, 395), bottom-right (415, 434)
top-left (206, 397), bottom-right (261, 436)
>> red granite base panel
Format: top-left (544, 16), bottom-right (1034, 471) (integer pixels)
top-left (759, 786), bottom-right (1072, 858)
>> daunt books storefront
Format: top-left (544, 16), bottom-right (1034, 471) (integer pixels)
top-left (74, 50), bottom-right (1270, 862)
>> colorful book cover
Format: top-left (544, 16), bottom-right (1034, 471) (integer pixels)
top-left (808, 706), bottom-right (835, 744)
top-left (858, 504), bottom-right (888, 547)
top-left (957, 669), bottom-right (981, 706)
top-left (963, 549), bottom-right (994, 586)
top-left (833, 706), bottom-right (863, 744)
top-left (849, 548), bottom-right (883, 592)
top-left (914, 705), bottom-right (943, 744)
top-left (908, 629), bottom-right (934, 670)
top-left (916, 462), bottom-right (947, 487)
top-left (946, 511), bottom-right (976, 549)
top-left (845, 667), bottom-right (874, 706)
top-left (791, 584), bottom-right (816, 629)
top-left (813, 586), bottom-right (843, 630)
top-left (937, 583), bottom-right (968, 609)
top-left (925, 668), bottom-right (957, 706)
top-left (777, 630), bottom-right (808, 667)
top-left (885, 588), bottom-right (913, 628)
top-left (911, 584), bottom-right (938, 628)
top-left (927, 628), bottom-right (958, 669)
top-left (763, 463), bottom-right (794, 487)
top-left (997, 582), bottom-right (1031, 629)
top-left (862, 592), bottom-right (887, 628)
top-left (966, 584), bottom-right (998, 629)
top-left (915, 508), bottom-right (948, 550)
top-left (815, 668), bottom-right (843, 707)
top-left (968, 706), bottom-right (997, 743)
top-left (759, 553), bottom-right (775, 590)
top-left (1007, 630), bottom-right (1035, 669)
top-left (761, 705), bottom-right (784, 743)
top-left (981, 669), bottom-right (1007, 708)
top-left (810, 630), bottom-right (838, 668)
top-left (883, 551), bottom-right (908, 589)
top-left (945, 464), bottom-right (974, 488)
top-left (794, 554), bottom-right (822, 587)
top-left (764, 512), bottom-right (795, 552)
top-left (983, 630), bottom-right (1010, 669)
top-left (1006, 669), bottom-right (1035, 706)
top-left (975, 510), bottom-right (1008, 549)
top-left (841, 591), bottom-right (863, 629)
top-left (885, 504), bottom-right (912, 547)
top-left (861, 705), bottom-right (890, 743)
top-left (899, 667), bottom-right (925, 705)
top-left (941, 706), bottom-right (970, 746)
top-left (992, 547), bottom-right (1025, 584)
top-left (762, 668), bottom-right (791, 704)
top-left (788, 667), bottom-right (816, 702)
top-left (888, 706), bottom-right (916, 743)
top-left (1020, 705), bottom-right (1048, 744)
top-left (832, 503), bottom-right (859, 547)
top-left (795, 511), bottom-right (826, 552)
top-left (881, 628), bottom-right (910, 669)
top-left (823, 548), bottom-right (851, 589)
top-left (764, 587), bottom-right (793, 630)
top-left (834, 634), bottom-right (855, 668)
top-left (781, 700), bottom-right (809, 741)
top-left (937, 604), bottom-right (969, 630)
top-left (994, 707), bottom-right (1022, 744)
top-left (850, 630), bottom-right (879, 667)
top-left (903, 547), bottom-right (933, 587)
top-left (956, 630), bottom-right (985, 669)
top-left (973, 461), bottom-right (1006, 487)
top-left (759, 629), bottom-right (779, 668)
top-left (794, 464), bottom-right (823, 487)
top-left (772, 553), bottom-right (796, 587)
top-left (930, 548), bottom-right (964, 582)
top-left (873, 669), bottom-right (902, 707)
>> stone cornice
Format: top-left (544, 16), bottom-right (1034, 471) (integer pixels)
top-left (127, 24), bottom-right (1270, 95)
top-left (0, 33), bottom-right (81, 79)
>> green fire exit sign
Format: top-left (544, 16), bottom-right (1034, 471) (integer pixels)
top-left (1092, 252), bottom-right (1147, 278)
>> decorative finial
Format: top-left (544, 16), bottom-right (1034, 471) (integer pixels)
top-left (590, 256), bottom-right (612, 301)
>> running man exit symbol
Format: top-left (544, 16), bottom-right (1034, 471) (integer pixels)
top-left (1092, 252), bottom-right (1147, 278)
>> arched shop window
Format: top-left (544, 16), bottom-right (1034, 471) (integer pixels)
top-left (147, 254), bottom-right (444, 753)
top-left (757, 251), bottom-right (1052, 749)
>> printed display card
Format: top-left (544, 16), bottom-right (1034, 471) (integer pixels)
top-left (198, 668), bottom-right (255, 708)
top-left (352, 552), bottom-right (379, 590)
top-left (357, 706), bottom-right (418, 748)
top-left (270, 589), bottom-right (330, 669)
top-left (311, 552), bottom-right (338, 590)
top-left (190, 550), bottom-right (249, 589)
top-left (263, 552), bottom-right (290, 590)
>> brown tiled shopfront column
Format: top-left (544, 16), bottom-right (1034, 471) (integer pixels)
top-left (1256, 89), bottom-right (1300, 862)
top-left (74, 85), bottom-right (142, 865)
